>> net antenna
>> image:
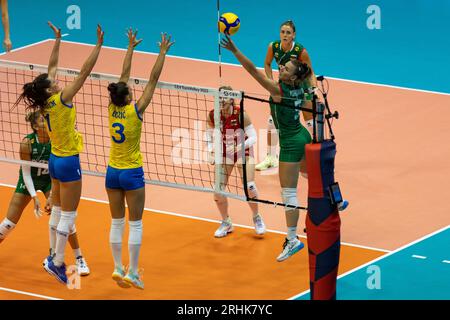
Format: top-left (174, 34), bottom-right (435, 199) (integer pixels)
top-left (217, 0), bottom-right (222, 86)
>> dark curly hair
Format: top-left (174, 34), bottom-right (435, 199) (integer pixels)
top-left (108, 81), bottom-right (130, 107)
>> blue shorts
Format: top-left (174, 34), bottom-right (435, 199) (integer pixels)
top-left (105, 166), bottom-right (145, 191)
top-left (49, 154), bottom-right (82, 182)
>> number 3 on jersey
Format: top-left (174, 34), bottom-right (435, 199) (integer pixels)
top-left (112, 123), bottom-right (126, 143)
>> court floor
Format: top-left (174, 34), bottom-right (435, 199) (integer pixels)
top-left (1, 2), bottom-right (449, 299)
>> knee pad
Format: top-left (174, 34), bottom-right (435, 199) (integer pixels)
top-left (57, 211), bottom-right (77, 236)
top-left (110, 217), bottom-right (125, 244)
top-left (0, 218), bottom-right (16, 240)
top-left (128, 220), bottom-right (143, 245)
top-left (49, 206), bottom-right (61, 229)
top-left (247, 181), bottom-right (259, 199)
top-left (281, 188), bottom-right (299, 212)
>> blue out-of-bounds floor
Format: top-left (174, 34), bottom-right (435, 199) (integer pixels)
top-left (3, 0), bottom-right (450, 93)
top-left (295, 226), bottom-right (450, 300)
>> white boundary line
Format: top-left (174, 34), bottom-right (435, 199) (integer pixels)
top-left (0, 287), bottom-right (62, 300)
top-left (0, 38), bottom-right (52, 56)
top-left (49, 39), bottom-right (450, 97)
top-left (0, 182), bottom-right (390, 253)
top-left (288, 224), bottom-right (450, 300)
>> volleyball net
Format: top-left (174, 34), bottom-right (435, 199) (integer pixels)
top-left (0, 59), bottom-right (247, 200)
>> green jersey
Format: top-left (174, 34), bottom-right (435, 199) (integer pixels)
top-left (18, 133), bottom-right (51, 183)
top-left (269, 81), bottom-right (311, 138)
top-left (271, 40), bottom-right (304, 67)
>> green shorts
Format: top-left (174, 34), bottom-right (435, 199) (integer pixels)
top-left (15, 175), bottom-right (51, 196)
top-left (279, 126), bottom-right (312, 163)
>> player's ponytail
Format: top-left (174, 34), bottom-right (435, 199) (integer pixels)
top-left (13, 73), bottom-right (52, 112)
top-left (291, 60), bottom-right (311, 85)
top-left (108, 81), bottom-right (129, 107)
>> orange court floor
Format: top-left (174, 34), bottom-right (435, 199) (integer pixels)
top-left (0, 185), bottom-right (384, 300)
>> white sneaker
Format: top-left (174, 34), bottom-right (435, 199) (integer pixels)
top-left (214, 220), bottom-right (233, 238)
top-left (276, 237), bottom-right (304, 262)
top-left (253, 214), bottom-right (266, 236)
top-left (76, 256), bottom-right (90, 276)
top-left (255, 155), bottom-right (278, 171)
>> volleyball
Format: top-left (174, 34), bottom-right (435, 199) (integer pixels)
top-left (218, 12), bottom-right (240, 35)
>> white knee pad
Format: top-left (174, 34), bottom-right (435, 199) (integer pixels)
top-left (128, 220), bottom-right (143, 246)
top-left (247, 181), bottom-right (259, 199)
top-left (0, 218), bottom-right (16, 240)
top-left (57, 211), bottom-right (77, 236)
top-left (49, 206), bottom-right (61, 230)
top-left (268, 116), bottom-right (276, 130)
top-left (281, 188), bottom-right (299, 212)
top-left (110, 218), bottom-right (125, 244)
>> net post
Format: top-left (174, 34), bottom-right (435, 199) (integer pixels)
top-left (213, 89), bottom-right (222, 193)
top-left (239, 92), bottom-right (250, 201)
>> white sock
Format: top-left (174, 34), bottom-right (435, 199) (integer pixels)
top-left (48, 206), bottom-right (61, 255)
top-left (0, 218), bottom-right (16, 240)
top-left (110, 218), bottom-right (125, 269)
top-left (287, 226), bottom-right (297, 241)
top-left (54, 211), bottom-right (76, 266)
top-left (128, 220), bottom-right (143, 274)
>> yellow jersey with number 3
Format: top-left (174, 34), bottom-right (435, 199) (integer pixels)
top-left (43, 92), bottom-right (83, 157)
top-left (108, 103), bottom-right (143, 169)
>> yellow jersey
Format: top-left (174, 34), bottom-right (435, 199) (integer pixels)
top-left (43, 92), bottom-right (83, 157)
top-left (108, 103), bottom-right (143, 169)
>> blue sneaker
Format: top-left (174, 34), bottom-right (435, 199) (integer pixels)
top-left (338, 200), bottom-right (349, 212)
top-left (44, 260), bottom-right (68, 284)
top-left (42, 254), bottom-right (54, 269)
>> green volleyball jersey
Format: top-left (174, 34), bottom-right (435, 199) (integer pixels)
top-left (18, 133), bottom-right (51, 181)
top-left (271, 40), bottom-right (304, 66)
top-left (269, 81), bottom-right (311, 139)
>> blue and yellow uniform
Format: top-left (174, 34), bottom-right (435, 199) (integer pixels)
top-left (43, 92), bottom-right (82, 182)
top-left (106, 102), bottom-right (145, 191)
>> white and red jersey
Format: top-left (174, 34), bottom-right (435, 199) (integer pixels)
top-left (208, 105), bottom-right (252, 161)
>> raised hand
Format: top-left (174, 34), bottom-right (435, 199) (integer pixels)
top-left (3, 37), bottom-right (12, 52)
top-left (127, 28), bottom-right (142, 48)
top-left (220, 33), bottom-right (237, 53)
top-left (48, 21), bottom-right (61, 39)
top-left (97, 24), bottom-right (104, 45)
top-left (157, 32), bottom-right (175, 54)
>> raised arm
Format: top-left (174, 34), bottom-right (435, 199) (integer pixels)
top-left (61, 24), bottom-right (104, 105)
top-left (47, 22), bottom-right (61, 80)
top-left (136, 33), bottom-right (174, 115)
top-left (221, 34), bottom-right (279, 98)
top-left (1, 0), bottom-right (11, 52)
top-left (299, 49), bottom-right (317, 122)
top-left (119, 28), bottom-right (142, 83)
top-left (264, 43), bottom-right (274, 80)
